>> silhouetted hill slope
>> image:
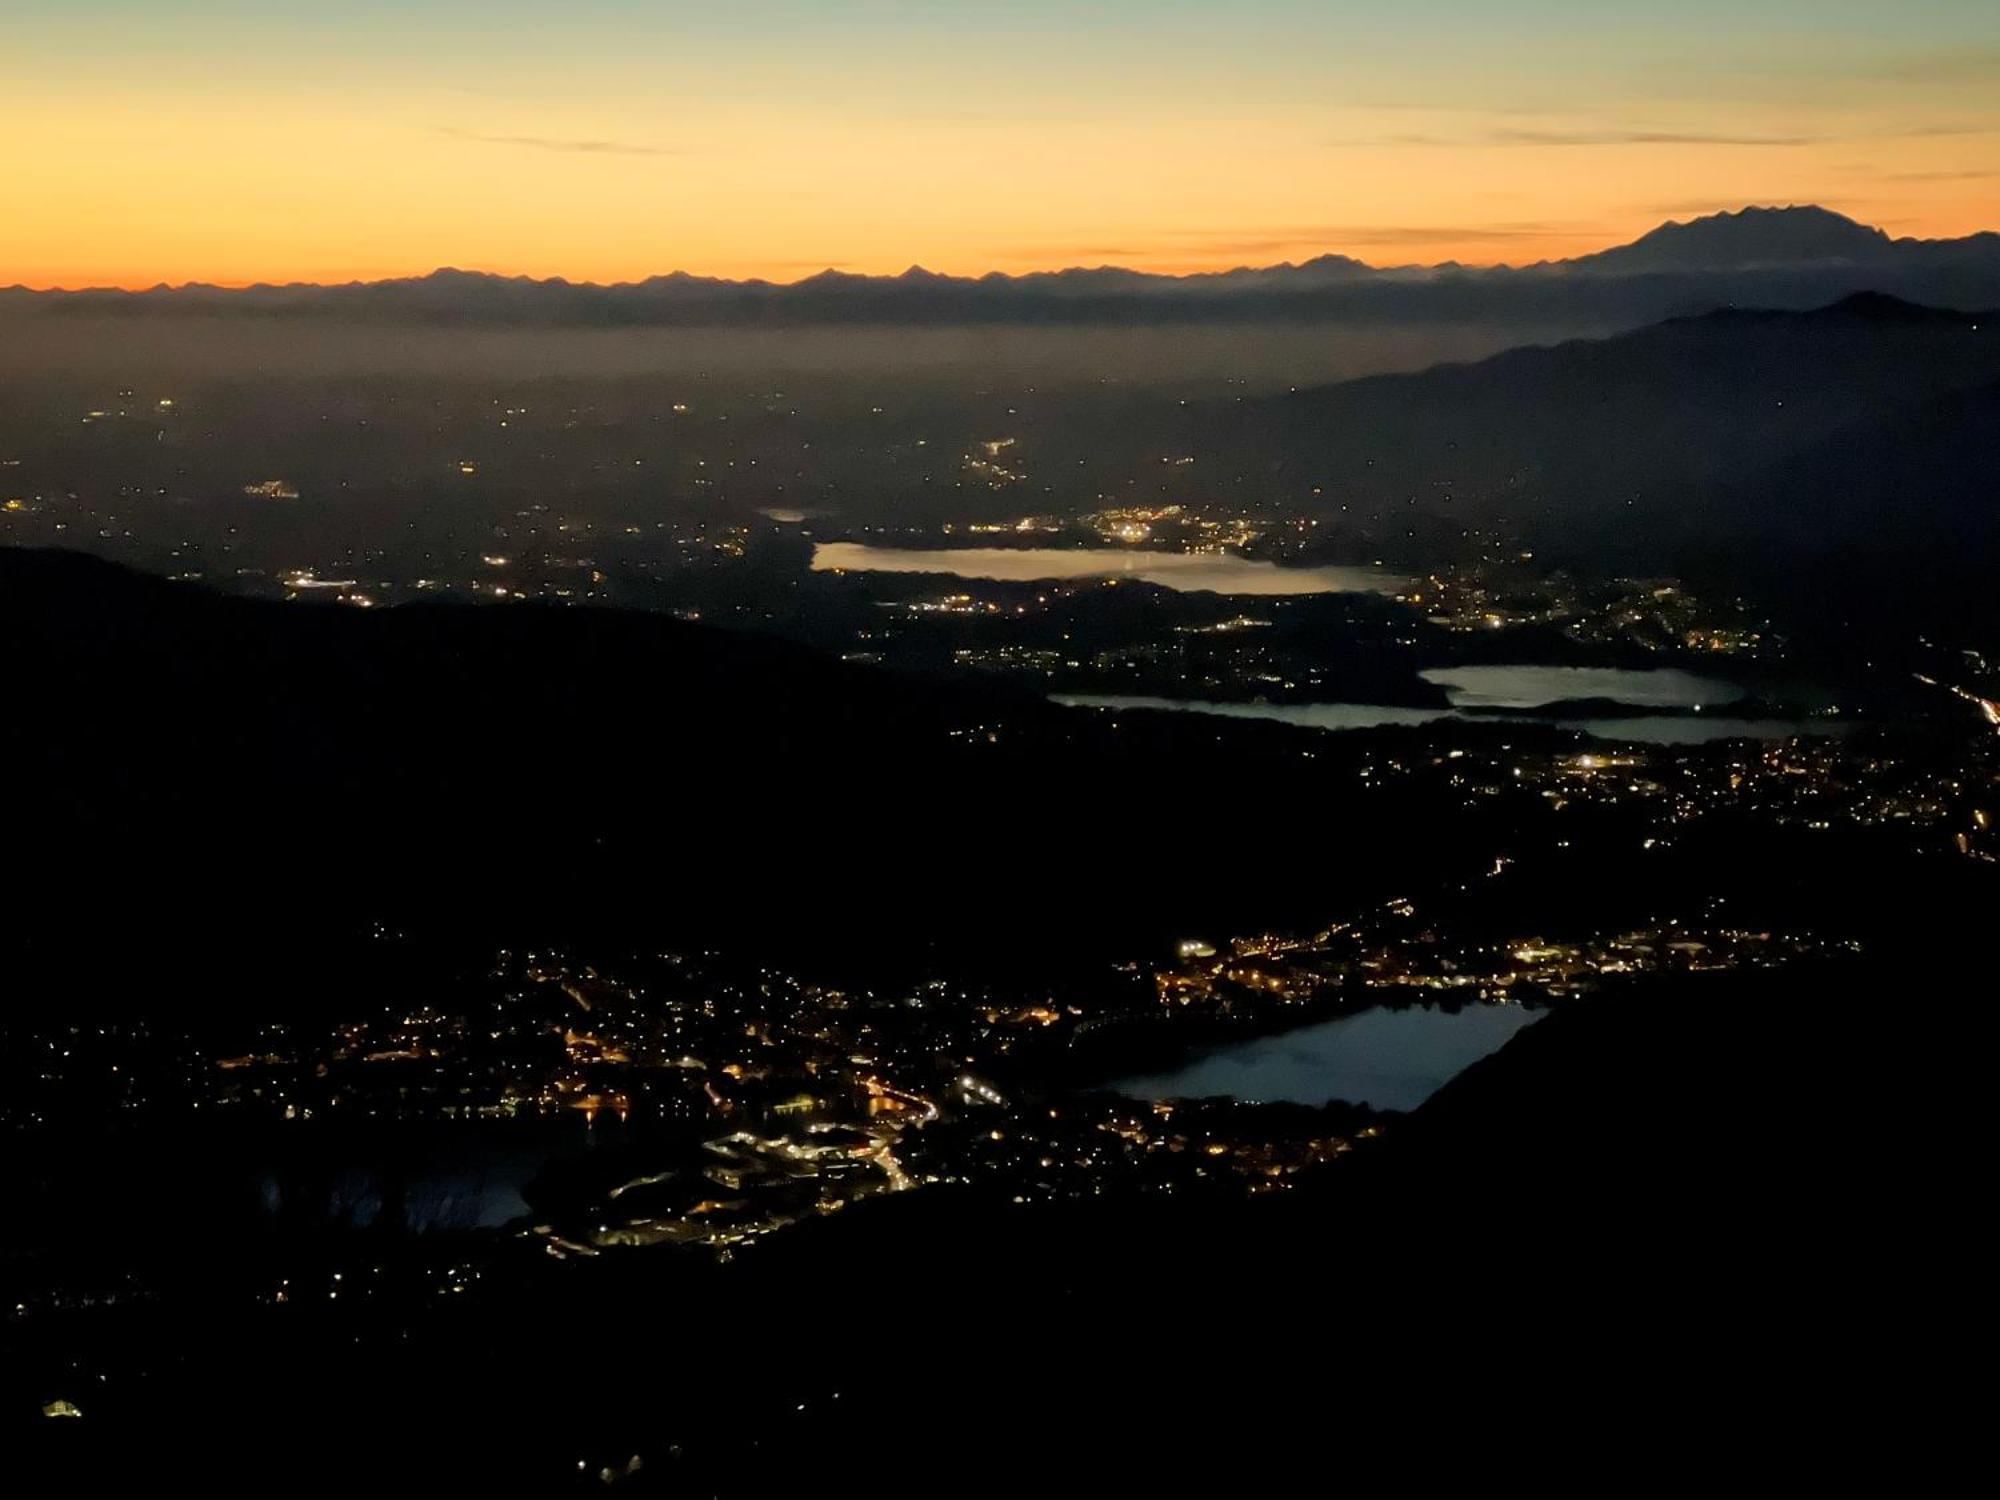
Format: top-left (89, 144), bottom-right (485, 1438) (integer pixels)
top-left (1751, 374), bottom-right (2000, 549)
top-left (1371, 962), bottom-right (1960, 1213)
top-left (24, 957), bottom-right (1979, 1489)
top-left (1213, 294), bottom-right (2000, 588)
top-left (1, 549), bottom-right (1491, 1014)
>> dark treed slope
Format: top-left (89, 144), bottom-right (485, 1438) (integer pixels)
top-left (1, 549), bottom-right (1488, 1014)
top-left (1749, 373), bottom-right (2000, 552)
top-left (1200, 294), bottom-right (2000, 618)
top-left (24, 955), bottom-right (1983, 1488)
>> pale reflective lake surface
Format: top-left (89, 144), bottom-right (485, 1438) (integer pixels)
top-left (1113, 1004), bottom-right (1542, 1112)
top-left (1420, 664), bottom-right (1745, 710)
top-left (812, 542), bottom-right (1407, 596)
top-left (1057, 673), bottom-right (1836, 744)
top-left (1059, 695), bottom-right (1450, 732)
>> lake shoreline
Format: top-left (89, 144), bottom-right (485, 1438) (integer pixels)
top-left (1100, 999), bottom-right (1547, 1113)
top-left (1055, 691), bottom-right (1851, 745)
top-left (810, 540), bottom-right (1411, 596)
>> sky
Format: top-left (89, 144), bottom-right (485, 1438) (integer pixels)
top-left (3, 0), bottom-right (1997, 288)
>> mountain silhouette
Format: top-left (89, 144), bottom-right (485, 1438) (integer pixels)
top-left (7, 207), bottom-right (1997, 327)
top-left (1564, 205), bottom-right (1895, 275)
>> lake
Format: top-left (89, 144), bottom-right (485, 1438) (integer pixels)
top-left (252, 1119), bottom-right (614, 1232)
top-left (1420, 664), bottom-right (1744, 710)
top-left (812, 542), bottom-right (1408, 596)
top-left (1112, 1003), bottom-right (1542, 1112)
top-left (1056, 660), bottom-right (1839, 744)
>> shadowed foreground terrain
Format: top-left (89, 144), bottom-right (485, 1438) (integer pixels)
top-left (4, 545), bottom-right (1990, 1492)
top-left (6, 959), bottom-right (1980, 1489)
top-left (3, 547), bottom-right (1513, 1005)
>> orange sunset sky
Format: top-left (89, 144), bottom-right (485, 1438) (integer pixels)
top-left (4, 1), bottom-right (1996, 289)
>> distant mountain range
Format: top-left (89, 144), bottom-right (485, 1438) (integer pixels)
top-left (7, 207), bottom-right (1998, 326)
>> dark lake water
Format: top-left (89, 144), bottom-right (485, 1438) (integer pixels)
top-left (2, 1115), bottom-right (629, 1246)
top-left (251, 1118), bottom-right (617, 1232)
top-left (1112, 1004), bottom-right (1542, 1112)
top-left (811, 542), bottom-right (1408, 596)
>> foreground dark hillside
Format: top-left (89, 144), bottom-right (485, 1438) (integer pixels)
top-left (10, 958), bottom-right (1981, 1490)
top-left (5, 546), bottom-right (1989, 1488)
top-left (3, 548), bottom-right (1501, 1013)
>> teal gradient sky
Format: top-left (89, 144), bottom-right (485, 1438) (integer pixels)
top-left (3, 1), bottom-right (1995, 285)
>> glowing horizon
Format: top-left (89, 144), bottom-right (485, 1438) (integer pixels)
top-left (4, 1), bottom-right (1996, 291)
top-left (7, 200), bottom-right (1998, 295)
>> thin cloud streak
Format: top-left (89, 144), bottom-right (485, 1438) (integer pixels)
top-left (1339, 122), bottom-right (1995, 149)
top-left (1854, 50), bottom-right (2000, 84)
top-left (437, 127), bottom-right (679, 157)
top-left (1004, 248), bottom-right (1151, 264)
top-left (1879, 169), bottom-right (2000, 183)
top-left (1007, 223), bottom-right (1605, 266)
top-left (1343, 128), bottom-right (1817, 148)
top-left (1170, 223), bottom-right (1599, 253)
top-left (1491, 128), bottom-right (1814, 146)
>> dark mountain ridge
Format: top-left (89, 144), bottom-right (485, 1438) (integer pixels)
top-left (1194, 293), bottom-right (2000, 622)
top-left (1571, 203), bottom-right (1898, 274)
